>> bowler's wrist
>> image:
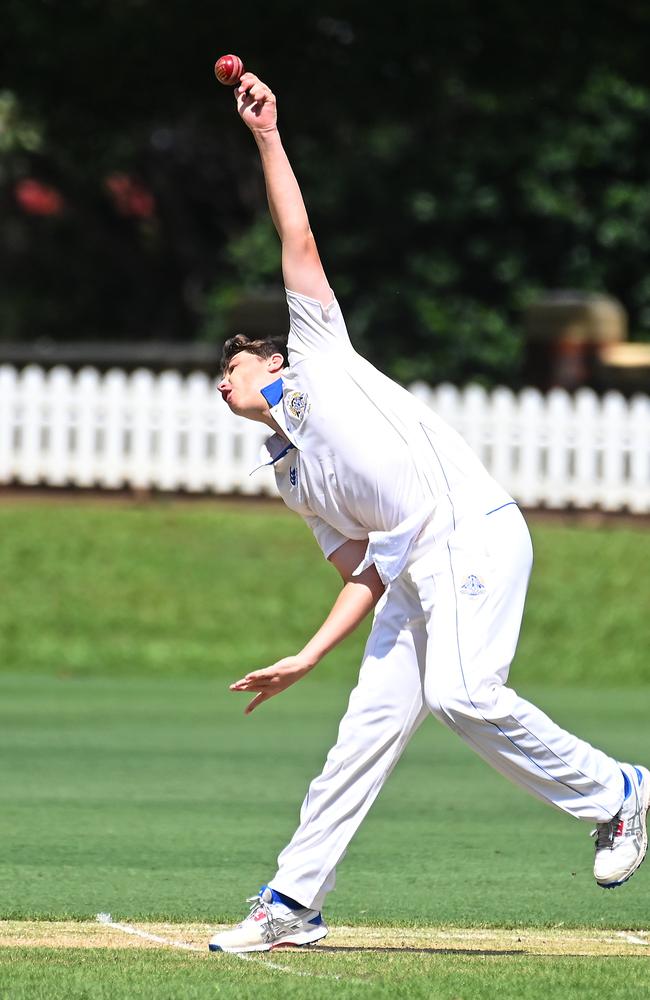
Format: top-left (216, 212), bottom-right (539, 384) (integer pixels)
top-left (297, 645), bottom-right (322, 670)
top-left (252, 125), bottom-right (281, 145)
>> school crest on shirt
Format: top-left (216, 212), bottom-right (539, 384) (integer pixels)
top-left (286, 390), bottom-right (310, 421)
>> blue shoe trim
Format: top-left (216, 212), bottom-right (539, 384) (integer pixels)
top-left (635, 766), bottom-right (643, 785)
top-left (263, 885), bottom-right (304, 910)
top-left (622, 769), bottom-right (632, 799)
top-left (208, 944), bottom-right (223, 951)
top-left (308, 914), bottom-right (323, 926)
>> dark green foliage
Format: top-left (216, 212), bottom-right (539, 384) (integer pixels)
top-left (3, 3), bottom-right (650, 383)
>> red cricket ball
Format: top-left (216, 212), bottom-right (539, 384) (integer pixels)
top-left (214, 54), bottom-right (244, 86)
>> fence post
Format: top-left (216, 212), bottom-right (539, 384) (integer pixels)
top-left (0, 366), bottom-right (18, 483)
top-left (518, 387), bottom-right (544, 508)
top-left (155, 370), bottom-right (183, 491)
top-left (629, 394), bottom-right (650, 513)
top-left (602, 391), bottom-right (629, 511)
top-left (100, 369), bottom-right (128, 489)
top-left (546, 388), bottom-right (573, 507)
top-left (185, 371), bottom-right (210, 493)
top-left (491, 387), bottom-right (517, 491)
top-left (15, 366), bottom-right (46, 485)
top-left (128, 369), bottom-right (155, 490)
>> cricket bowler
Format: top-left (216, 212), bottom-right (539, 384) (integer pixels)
top-left (208, 71), bottom-right (649, 953)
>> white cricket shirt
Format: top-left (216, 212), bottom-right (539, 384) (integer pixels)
top-left (253, 289), bottom-right (513, 583)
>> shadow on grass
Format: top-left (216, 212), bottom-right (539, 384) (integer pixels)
top-left (316, 944), bottom-right (523, 955)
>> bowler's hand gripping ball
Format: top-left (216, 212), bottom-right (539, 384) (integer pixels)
top-left (214, 54), bottom-right (244, 86)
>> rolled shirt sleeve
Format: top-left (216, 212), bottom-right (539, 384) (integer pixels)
top-left (302, 514), bottom-right (349, 559)
top-left (351, 503), bottom-right (434, 586)
top-left (286, 288), bottom-right (354, 364)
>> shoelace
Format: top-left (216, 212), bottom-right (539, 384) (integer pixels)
top-left (591, 813), bottom-right (621, 850)
top-left (245, 893), bottom-right (282, 938)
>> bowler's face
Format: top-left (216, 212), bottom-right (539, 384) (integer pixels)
top-left (217, 351), bottom-right (275, 419)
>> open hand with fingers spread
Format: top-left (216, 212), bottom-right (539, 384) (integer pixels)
top-left (230, 655), bottom-right (315, 714)
top-left (235, 73), bottom-right (277, 134)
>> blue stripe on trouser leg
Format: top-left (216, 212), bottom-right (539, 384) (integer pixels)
top-left (270, 502), bottom-right (625, 914)
top-left (417, 503), bottom-right (624, 822)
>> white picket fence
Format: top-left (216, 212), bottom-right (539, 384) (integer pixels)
top-left (0, 364), bottom-right (648, 512)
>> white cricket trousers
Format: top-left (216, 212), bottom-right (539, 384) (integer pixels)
top-left (269, 501), bottom-right (625, 911)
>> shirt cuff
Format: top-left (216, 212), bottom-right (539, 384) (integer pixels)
top-left (351, 503), bottom-right (433, 586)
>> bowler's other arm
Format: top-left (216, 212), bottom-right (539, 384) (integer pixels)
top-left (230, 539), bottom-right (385, 714)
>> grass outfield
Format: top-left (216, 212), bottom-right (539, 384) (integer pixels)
top-left (0, 500), bottom-right (648, 997)
top-left (1, 673), bottom-right (649, 927)
top-left (3, 945), bottom-right (649, 1000)
top-left (0, 500), bottom-right (648, 685)
top-left (1, 925), bottom-right (649, 1000)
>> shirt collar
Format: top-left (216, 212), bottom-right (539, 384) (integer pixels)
top-left (259, 374), bottom-right (296, 447)
top-left (260, 377), bottom-right (283, 408)
top-left (249, 433), bottom-right (295, 476)
top-left (253, 376), bottom-right (294, 476)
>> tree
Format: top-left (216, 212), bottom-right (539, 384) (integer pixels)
top-left (2, 1), bottom-right (650, 386)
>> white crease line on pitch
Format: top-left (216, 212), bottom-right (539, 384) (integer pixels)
top-left (96, 913), bottom-right (202, 952)
top-left (95, 913), bottom-right (345, 981)
top-left (616, 931), bottom-right (649, 946)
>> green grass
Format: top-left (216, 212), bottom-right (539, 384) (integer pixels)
top-left (0, 500), bottom-right (648, 999)
top-left (2, 948), bottom-right (649, 1000)
top-left (0, 500), bottom-right (648, 685)
top-left (1, 672), bottom-right (648, 927)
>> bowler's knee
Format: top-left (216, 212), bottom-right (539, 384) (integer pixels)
top-left (425, 678), bottom-right (509, 726)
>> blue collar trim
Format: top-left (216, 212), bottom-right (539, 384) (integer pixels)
top-left (260, 377), bottom-right (283, 407)
top-left (271, 441), bottom-right (295, 464)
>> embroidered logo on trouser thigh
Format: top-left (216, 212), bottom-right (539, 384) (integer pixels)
top-left (460, 574), bottom-right (486, 596)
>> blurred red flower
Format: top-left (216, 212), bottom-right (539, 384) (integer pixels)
top-left (14, 178), bottom-right (65, 216)
top-left (105, 173), bottom-right (156, 218)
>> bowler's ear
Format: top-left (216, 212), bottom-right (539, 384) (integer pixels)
top-left (268, 352), bottom-right (285, 373)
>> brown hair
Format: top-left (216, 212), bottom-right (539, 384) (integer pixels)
top-left (219, 335), bottom-right (287, 376)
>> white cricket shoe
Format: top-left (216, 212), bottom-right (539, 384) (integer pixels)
top-left (593, 764), bottom-right (650, 888)
top-left (208, 886), bottom-right (328, 953)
